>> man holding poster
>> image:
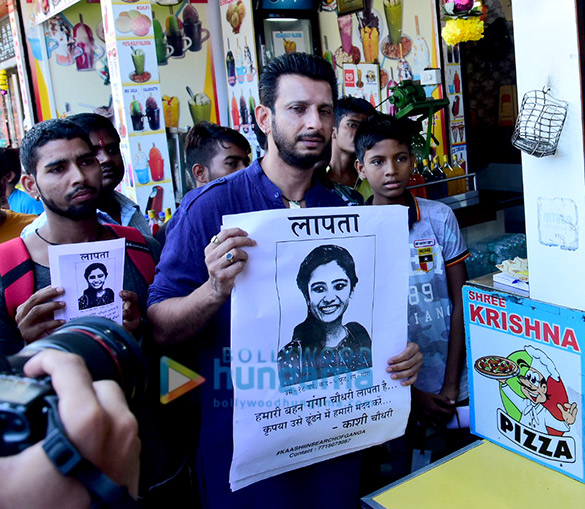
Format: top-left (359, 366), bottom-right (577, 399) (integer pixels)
top-left (148, 53), bottom-right (421, 508)
top-left (0, 119), bottom-right (159, 356)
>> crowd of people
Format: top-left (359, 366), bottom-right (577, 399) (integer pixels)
top-left (0, 52), bottom-right (473, 508)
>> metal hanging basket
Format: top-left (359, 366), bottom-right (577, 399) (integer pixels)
top-left (511, 88), bottom-right (568, 158)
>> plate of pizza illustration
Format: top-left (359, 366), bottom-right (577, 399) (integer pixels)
top-left (474, 356), bottom-right (519, 380)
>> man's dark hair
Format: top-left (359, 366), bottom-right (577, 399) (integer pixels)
top-left (68, 113), bottom-right (121, 143)
top-left (354, 113), bottom-right (417, 163)
top-left (259, 53), bottom-right (338, 111)
top-left (20, 119), bottom-right (93, 176)
top-left (184, 121), bottom-right (251, 170)
top-left (296, 244), bottom-right (358, 302)
top-left (0, 147), bottom-right (21, 184)
top-left (334, 96), bottom-right (376, 128)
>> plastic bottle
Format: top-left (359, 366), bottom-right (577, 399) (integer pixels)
top-left (148, 209), bottom-right (160, 236)
top-left (442, 155), bottom-right (458, 196)
top-left (408, 161), bottom-right (427, 198)
top-left (164, 207), bottom-right (172, 223)
top-left (452, 155), bottom-right (468, 194)
top-left (432, 156), bottom-right (447, 198)
top-left (421, 158), bottom-right (436, 199)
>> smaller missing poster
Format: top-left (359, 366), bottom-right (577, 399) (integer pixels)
top-left (49, 238), bottom-right (125, 324)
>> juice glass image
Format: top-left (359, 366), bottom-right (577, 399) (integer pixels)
top-left (130, 96), bottom-right (144, 132)
top-left (188, 93), bottom-right (211, 125)
top-left (337, 15), bottom-right (353, 54)
top-left (149, 143), bottom-right (165, 181)
top-left (134, 143), bottom-right (150, 185)
top-left (162, 96), bottom-right (179, 128)
top-left (361, 26), bottom-right (379, 63)
top-left (384, 0), bottom-right (403, 46)
top-left (132, 48), bottom-right (145, 75)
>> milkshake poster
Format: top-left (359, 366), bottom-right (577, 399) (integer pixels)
top-left (225, 205), bottom-right (410, 490)
top-left (464, 285), bottom-right (584, 482)
top-left (219, 0), bottom-right (262, 160)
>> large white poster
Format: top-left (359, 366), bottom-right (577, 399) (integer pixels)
top-left (224, 205), bottom-right (410, 490)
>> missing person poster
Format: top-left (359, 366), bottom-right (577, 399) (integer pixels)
top-left (224, 205), bottom-right (410, 490)
top-left (49, 238), bottom-right (125, 324)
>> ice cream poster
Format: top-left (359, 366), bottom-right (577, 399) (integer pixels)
top-left (343, 63), bottom-right (380, 108)
top-left (48, 238), bottom-right (125, 325)
top-left (464, 285), bottom-right (584, 482)
top-left (224, 205), bottom-right (410, 490)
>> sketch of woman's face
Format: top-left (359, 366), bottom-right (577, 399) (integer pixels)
top-left (87, 268), bottom-right (106, 290)
top-left (307, 261), bottom-right (353, 323)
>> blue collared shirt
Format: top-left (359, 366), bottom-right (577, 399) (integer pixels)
top-left (147, 160), bottom-right (361, 509)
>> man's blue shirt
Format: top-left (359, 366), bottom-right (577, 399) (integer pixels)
top-left (148, 161), bottom-right (362, 509)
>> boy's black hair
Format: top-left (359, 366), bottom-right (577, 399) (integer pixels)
top-left (184, 121), bottom-right (251, 170)
top-left (20, 119), bottom-right (93, 176)
top-left (258, 53), bottom-right (338, 112)
top-left (334, 96), bottom-right (376, 128)
top-left (0, 147), bottom-right (21, 184)
top-left (354, 113), bottom-right (418, 163)
top-left (68, 113), bottom-right (121, 143)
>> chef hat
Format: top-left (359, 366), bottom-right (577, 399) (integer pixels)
top-left (525, 345), bottom-right (560, 381)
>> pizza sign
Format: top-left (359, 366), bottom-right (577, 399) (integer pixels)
top-left (464, 285), bottom-right (584, 483)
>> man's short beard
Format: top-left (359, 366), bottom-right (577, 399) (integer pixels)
top-left (37, 187), bottom-right (97, 221)
top-left (272, 119), bottom-right (331, 170)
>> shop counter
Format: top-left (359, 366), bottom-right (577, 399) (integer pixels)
top-left (361, 440), bottom-right (585, 508)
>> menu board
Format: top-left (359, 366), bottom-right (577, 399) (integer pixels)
top-left (0, 17), bottom-right (15, 63)
top-left (343, 63), bottom-right (380, 107)
top-left (219, 0), bottom-right (261, 160)
top-left (101, 0), bottom-right (175, 216)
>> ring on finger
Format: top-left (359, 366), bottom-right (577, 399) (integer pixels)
top-left (225, 252), bottom-right (235, 264)
top-left (210, 234), bottom-right (221, 245)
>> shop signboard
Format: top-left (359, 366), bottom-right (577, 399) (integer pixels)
top-left (219, 0), bottom-right (261, 159)
top-left (101, 0), bottom-right (175, 216)
top-left (226, 205), bottom-right (410, 490)
top-left (464, 282), bottom-right (584, 483)
top-left (0, 17), bottom-right (15, 63)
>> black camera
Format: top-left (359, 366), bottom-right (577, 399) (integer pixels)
top-left (0, 317), bottom-right (147, 456)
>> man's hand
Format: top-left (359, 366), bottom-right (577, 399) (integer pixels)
top-left (0, 350), bottom-right (140, 507)
top-left (386, 342), bottom-right (423, 386)
top-left (120, 290), bottom-right (141, 333)
top-left (412, 387), bottom-right (456, 427)
top-left (204, 228), bottom-right (256, 301)
top-left (15, 286), bottom-right (66, 344)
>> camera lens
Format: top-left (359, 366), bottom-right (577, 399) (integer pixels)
top-left (7, 317), bottom-right (146, 401)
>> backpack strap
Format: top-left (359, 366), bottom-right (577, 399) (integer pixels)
top-left (0, 238), bottom-right (34, 319)
top-left (107, 224), bottom-right (156, 285)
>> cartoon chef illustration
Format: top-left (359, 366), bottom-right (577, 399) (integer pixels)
top-left (499, 346), bottom-right (578, 436)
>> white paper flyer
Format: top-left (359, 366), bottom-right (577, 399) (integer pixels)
top-left (224, 205), bottom-right (410, 490)
top-left (48, 238), bottom-right (125, 324)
